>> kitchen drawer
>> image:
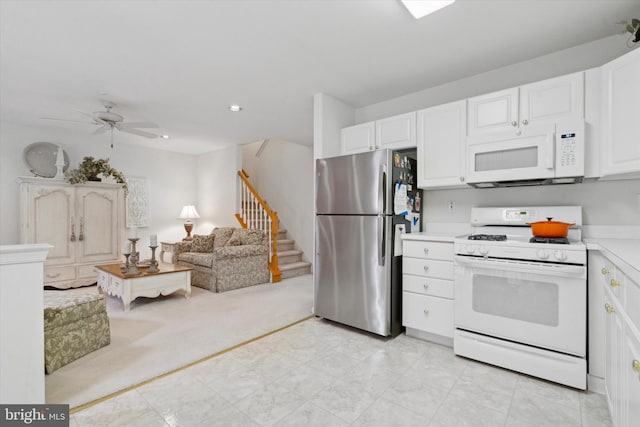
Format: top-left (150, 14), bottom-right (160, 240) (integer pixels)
top-left (403, 274), bottom-right (454, 299)
top-left (78, 264), bottom-right (99, 279)
top-left (402, 292), bottom-right (453, 337)
top-left (625, 276), bottom-right (640, 331)
top-left (44, 266), bottom-right (76, 283)
top-left (403, 257), bottom-right (453, 280)
top-left (403, 240), bottom-right (453, 261)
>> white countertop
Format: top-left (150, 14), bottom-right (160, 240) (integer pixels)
top-left (401, 232), bottom-right (456, 243)
top-left (585, 238), bottom-right (640, 284)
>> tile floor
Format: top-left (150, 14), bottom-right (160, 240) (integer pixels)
top-left (71, 318), bottom-right (612, 427)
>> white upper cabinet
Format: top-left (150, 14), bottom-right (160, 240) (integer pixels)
top-left (467, 72), bottom-right (584, 136)
top-left (599, 47), bottom-right (640, 177)
top-left (375, 112), bottom-right (416, 150)
top-left (340, 122), bottom-right (375, 154)
top-left (340, 112), bottom-right (416, 155)
top-left (416, 100), bottom-right (467, 188)
top-left (467, 87), bottom-right (519, 135)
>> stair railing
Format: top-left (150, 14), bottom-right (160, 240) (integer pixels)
top-left (236, 170), bottom-right (281, 283)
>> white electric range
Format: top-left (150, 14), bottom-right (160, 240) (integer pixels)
top-left (453, 206), bottom-right (587, 389)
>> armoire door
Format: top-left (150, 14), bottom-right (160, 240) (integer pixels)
top-left (27, 185), bottom-right (75, 266)
top-left (75, 186), bottom-right (120, 263)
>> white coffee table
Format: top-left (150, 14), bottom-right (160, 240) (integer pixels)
top-left (95, 263), bottom-right (192, 311)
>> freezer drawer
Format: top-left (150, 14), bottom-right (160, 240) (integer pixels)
top-left (314, 214), bottom-right (392, 336)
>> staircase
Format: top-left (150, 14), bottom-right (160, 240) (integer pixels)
top-left (236, 170), bottom-right (311, 282)
top-left (275, 227), bottom-right (311, 280)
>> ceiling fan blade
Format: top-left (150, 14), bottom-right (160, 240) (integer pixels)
top-left (41, 117), bottom-right (96, 125)
top-left (92, 125), bottom-right (110, 135)
top-left (118, 121), bottom-right (159, 129)
top-left (116, 126), bottom-right (158, 139)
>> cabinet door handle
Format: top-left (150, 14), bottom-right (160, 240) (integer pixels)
top-left (423, 309), bottom-right (429, 315)
top-left (511, 120), bottom-right (518, 127)
top-left (601, 267), bottom-right (609, 275)
top-left (604, 303), bottom-right (616, 314)
top-left (70, 216), bottom-right (76, 242)
top-left (459, 176), bottom-right (465, 182)
top-left (46, 273), bottom-right (61, 279)
top-left (79, 216), bottom-right (85, 241)
top-left (610, 279), bottom-right (620, 288)
top-left (521, 119), bottom-right (529, 125)
top-left (633, 360), bottom-right (640, 373)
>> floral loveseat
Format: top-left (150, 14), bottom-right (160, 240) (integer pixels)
top-left (173, 227), bottom-right (270, 292)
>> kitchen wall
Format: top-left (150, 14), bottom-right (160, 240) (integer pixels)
top-left (241, 139), bottom-right (314, 261)
top-left (422, 178), bottom-right (640, 227)
top-left (0, 122), bottom-right (197, 258)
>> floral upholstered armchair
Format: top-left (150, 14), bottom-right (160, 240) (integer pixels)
top-left (173, 227), bottom-right (270, 292)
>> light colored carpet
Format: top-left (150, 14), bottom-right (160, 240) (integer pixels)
top-left (45, 274), bottom-right (313, 408)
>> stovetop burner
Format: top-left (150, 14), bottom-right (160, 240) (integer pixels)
top-left (529, 236), bottom-right (570, 244)
top-left (468, 234), bottom-right (507, 241)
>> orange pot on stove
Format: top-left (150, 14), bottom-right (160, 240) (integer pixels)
top-left (526, 217), bottom-right (575, 238)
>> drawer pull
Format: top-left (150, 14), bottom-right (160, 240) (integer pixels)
top-left (610, 279), bottom-right (620, 288)
top-left (423, 283), bottom-right (429, 290)
top-left (601, 267), bottom-right (609, 275)
top-left (423, 248), bottom-right (429, 255)
top-left (423, 265), bottom-right (429, 272)
top-left (604, 303), bottom-right (616, 314)
top-left (46, 273), bottom-right (61, 279)
top-left (633, 360), bottom-right (640, 373)
top-left (423, 309), bottom-right (429, 315)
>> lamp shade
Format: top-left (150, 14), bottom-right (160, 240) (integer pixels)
top-left (178, 205), bottom-right (200, 221)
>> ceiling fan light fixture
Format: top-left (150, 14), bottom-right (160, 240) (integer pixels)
top-left (401, 0), bottom-right (455, 19)
top-left (229, 104), bottom-right (242, 112)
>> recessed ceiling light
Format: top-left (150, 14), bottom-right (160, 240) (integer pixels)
top-left (401, 0), bottom-right (455, 19)
top-left (160, 134), bottom-right (169, 139)
top-left (229, 105), bottom-right (242, 112)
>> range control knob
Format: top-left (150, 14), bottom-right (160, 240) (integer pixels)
top-left (554, 250), bottom-right (568, 261)
top-left (537, 249), bottom-right (549, 260)
top-left (466, 245), bottom-right (476, 254)
top-left (479, 246), bottom-right (489, 256)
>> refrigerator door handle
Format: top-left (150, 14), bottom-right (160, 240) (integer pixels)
top-left (379, 163), bottom-right (387, 214)
top-left (378, 215), bottom-right (385, 266)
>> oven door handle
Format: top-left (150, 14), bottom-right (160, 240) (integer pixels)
top-left (454, 255), bottom-right (586, 278)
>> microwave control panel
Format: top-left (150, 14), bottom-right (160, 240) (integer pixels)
top-left (555, 122), bottom-right (585, 177)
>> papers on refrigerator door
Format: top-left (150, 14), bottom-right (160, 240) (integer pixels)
top-left (394, 183), bottom-right (408, 215)
top-left (394, 224), bottom-right (406, 256)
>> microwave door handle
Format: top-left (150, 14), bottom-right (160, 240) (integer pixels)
top-left (545, 132), bottom-right (555, 169)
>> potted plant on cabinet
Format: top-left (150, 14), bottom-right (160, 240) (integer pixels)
top-left (65, 156), bottom-right (128, 194)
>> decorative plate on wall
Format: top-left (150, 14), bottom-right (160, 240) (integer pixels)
top-left (23, 142), bottom-right (69, 178)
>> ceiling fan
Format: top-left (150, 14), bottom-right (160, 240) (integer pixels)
top-left (41, 101), bottom-right (159, 147)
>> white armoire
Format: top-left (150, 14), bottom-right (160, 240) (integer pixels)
top-left (18, 177), bottom-right (124, 288)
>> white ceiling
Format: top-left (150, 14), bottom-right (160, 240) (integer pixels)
top-left (1, 0), bottom-right (639, 155)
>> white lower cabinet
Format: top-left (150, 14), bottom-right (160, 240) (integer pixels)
top-left (592, 248), bottom-right (640, 427)
top-left (402, 238), bottom-right (454, 344)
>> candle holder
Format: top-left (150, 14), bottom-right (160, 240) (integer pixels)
top-left (148, 245), bottom-right (159, 273)
top-left (121, 253), bottom-right (131, 273)
top-left (127, 238), bottom-right (140, 275)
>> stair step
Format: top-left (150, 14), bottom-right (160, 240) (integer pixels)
top-left (276, 228), bottom-right (287, 239)
top-left (277, 239), bottom-right (294, 251)
top-left (277, 249), bottom-right (302, 265)
top-left (279, 261), bottom-right (312, 280)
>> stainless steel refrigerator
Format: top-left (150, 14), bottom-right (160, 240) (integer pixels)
top-left (315, 149), bottom-right (419, 337)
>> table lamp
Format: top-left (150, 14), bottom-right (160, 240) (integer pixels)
top-left (178, 205), bottom-right (200, 240)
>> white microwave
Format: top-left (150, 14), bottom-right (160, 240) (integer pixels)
top-left (465, 121), bottom-right (585, 188)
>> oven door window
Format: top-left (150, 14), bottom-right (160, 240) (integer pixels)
top-left (472, 273), bottom-right (558, 327)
